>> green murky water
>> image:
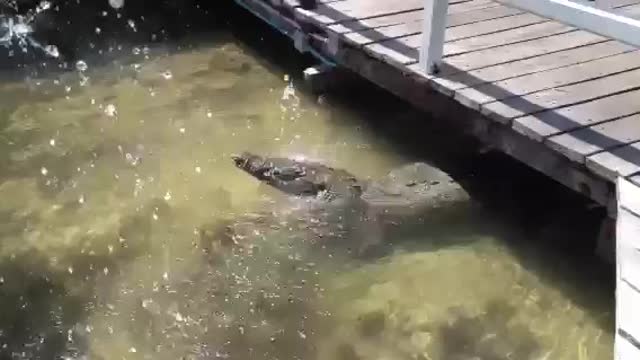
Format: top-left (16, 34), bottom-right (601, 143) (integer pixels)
top-left (0, 30), bottom-right (614, 360)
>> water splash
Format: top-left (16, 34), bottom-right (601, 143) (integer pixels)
top-left (0, 1), bottom-right (59, 58)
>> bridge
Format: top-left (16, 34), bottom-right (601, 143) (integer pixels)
top-left (233, 0), bottom-right (640, 357)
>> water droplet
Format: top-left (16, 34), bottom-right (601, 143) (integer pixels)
top-left (109, 0), bottom-right (124, 9)
top-left (179, 127), bottom-right (185, 134)
top-left (65, 86), bottom-right (71, 93)
top-left (41, 167), bottom-right (48, 176)
top-left (298, 330), bottom-right (306, 339)
top-left (163, 272), bottom-right (169, 280)
top-left (164, 191), bottom-right (172, 201)
top-left (108, 245), bottom-right (114, 254)
top-left (127, 19), bottom-right (137, 32)
top-left (132, 47), bottom-right (141, 55)
top-left (38, 1), bottom-right (52, 11)
top-left (207, 112), bottom-right (212, 118)
top-left (44, 45), bottom-right (59, 58)
top-left (284, 74), bottom-right (290, 82)
top-left (49, 139), bottom-right (56, 146)
top-left (0, 277), bottom-right (4, 284)
top-left (103, 267), bottom-right (109, 275)
top-left (162, 70), bottom-right (173, 80)
top-left (105, 104), bottom-right (117, 117)
top-left (195, 166), bottom-right (202, 174)
top-left (67, 266), bottom-right (73, 274)
top-left (90, 98), bottom-right (96, 105)
top-left (85, 325), bottom-right (92, 333)
top-left (75, 60), bottom-right (88, 72)
top-left (142, 299), bottom-right (152, 309)
top-left (95, 27), bottom-right (101, 34)
top-left (128, 347), bottom-right (137, 353)
top-left (174, 312), bottom-right (184, 322)
top-left (152, 213), bottom-right (158, 221)
top-left (78, 195), bottom-right (85, 204)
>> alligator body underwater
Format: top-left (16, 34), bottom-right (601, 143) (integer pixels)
top-left (223, 151), bottom-right (471, 256)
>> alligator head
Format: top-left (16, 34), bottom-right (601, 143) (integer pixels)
top-left (231, 152), bottom-right (325, 197)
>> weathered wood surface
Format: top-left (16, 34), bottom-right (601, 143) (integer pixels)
top-left (616, 177), bottom-right (640, 359)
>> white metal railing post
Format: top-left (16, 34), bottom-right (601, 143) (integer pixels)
top-left (420, 0), bottom-right (449, 74)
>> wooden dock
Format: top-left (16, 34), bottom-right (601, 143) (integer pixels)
top-left (236, 0), bottom-right (640, 217)
top-left (234, 0), bottom-right (640, 356)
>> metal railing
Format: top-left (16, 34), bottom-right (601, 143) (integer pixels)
top-left (420, 0), bottom-right (640, 73)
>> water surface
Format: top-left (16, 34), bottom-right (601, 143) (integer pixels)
top-left (0, 27), bottom-right (614, 360)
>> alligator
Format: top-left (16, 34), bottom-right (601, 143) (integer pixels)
top-left (225, 152), bottom-right (471, 256)
top-left (231, 151), bottom-right (366, 203)
top-left (231, 151), bottom-right (467, 212)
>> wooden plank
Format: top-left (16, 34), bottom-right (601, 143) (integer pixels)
top-left (295, 0), bottom-right (424, 26)
top-left (544, 114), bottom-right (640, 163)
top-left (586, 141), bottom-right (640, 180)
top-left (391, 20), bottom-right (574, 58)
top-left (328, 9), bottom-right (423, 36)
top-left (326, 0), bottom-right (496, 35)
top-left (513, 88), bottom-right (640, 142)
top-left (482, 67), bottom-right (640, 124)
top-left (363, 10), bottom-right (574, 67)
top-left (618, 3), bottom-right (640, 17)
top-left (445, 22), bottom-right (575, 56)
top-left (445, 13), bottom-right (547, 41)
top-left (333, 0), bottom-right (506, 46)
top-left (282, 0), bottom-right (347, 7)
top-left (445, 4), bottom-right (524, 26)
top-left (613, 0), bottom-right (640, 8)
top-left (408, 29), bottom-right (606, 76)
top-left (429, 40), bottom-right (632, 93)
top-left (455, 50), bottom-right (640, 108)
top-left (328, 0), bottom-right (516, 45)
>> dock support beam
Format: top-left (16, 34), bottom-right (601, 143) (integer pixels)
top-left (419, 0), bottom-right (449, 74)
top-left (303, 64), bottom-right (348, 93)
